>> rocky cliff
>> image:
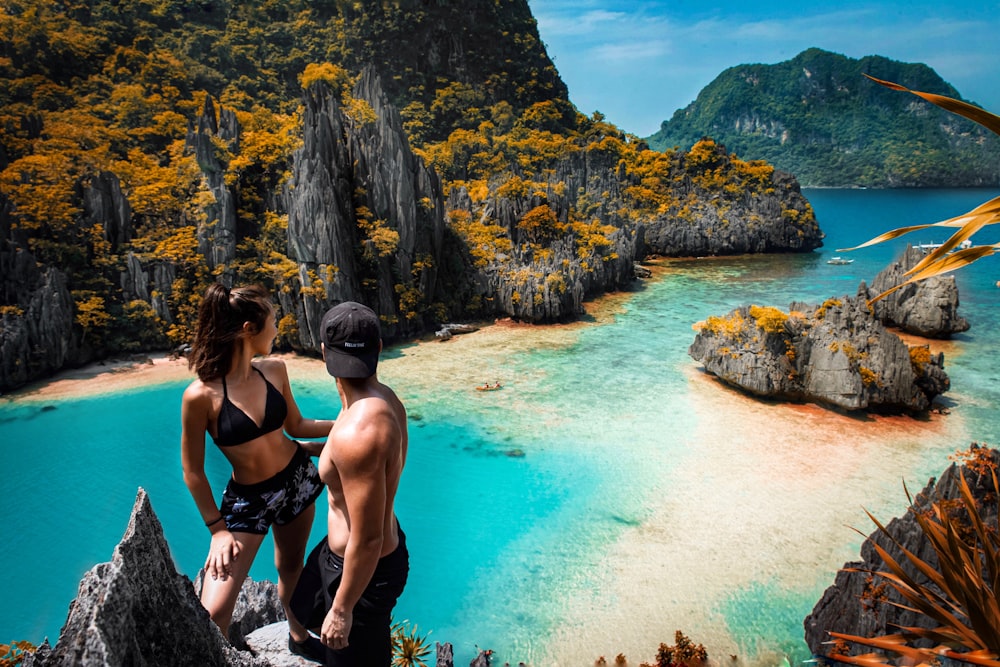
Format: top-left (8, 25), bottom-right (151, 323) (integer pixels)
top-left (22, 487), bottom-right (488, 667)
top-left (444, 144), bottom-right (641, 321)
top-left (866, 245), bottom-right (970, 338)
top-left (1, 192), bottom-right (82, 389)
top-left (24, 489), bottom-right (272, 667)
top-left (282, 68), bottom-right (447, 345)
top-left (641, 157), bottom-right (821, 256)
top-left (803, 446), bottom-right (1000, 659)
top-left (688, 291), bottom-right (949, 412)
top-left (4, 58), bottom-right (826, 392)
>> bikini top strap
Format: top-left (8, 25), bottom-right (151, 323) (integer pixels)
top-left (222, 366), bottom-right (265, 398)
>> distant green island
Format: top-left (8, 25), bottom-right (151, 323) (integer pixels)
top-left (647, 48), bottom-right (1000, 188)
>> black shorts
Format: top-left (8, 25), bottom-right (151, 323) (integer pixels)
top-left (290, 527), bottom-right (409, 667)
top-left (220, 444), bottom-right (324, 535)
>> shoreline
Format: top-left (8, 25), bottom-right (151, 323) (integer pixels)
top-left (2, 288), bottom-right (636, 405)
top-left (3, 351), bottom-right (332, 403)
top-left (6, 295), bottom-right (959, 408)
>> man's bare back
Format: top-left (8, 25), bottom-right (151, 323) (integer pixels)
top-left (319, 380), bottom-right (407, 557)
top-left (290, 301), bottom-right (411, 663)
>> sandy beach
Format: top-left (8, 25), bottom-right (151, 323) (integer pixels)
top-left (5, 351), bottom-right (333, 403)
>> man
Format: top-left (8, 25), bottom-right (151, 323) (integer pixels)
top-left (290, 301), bottom-right (409, 666)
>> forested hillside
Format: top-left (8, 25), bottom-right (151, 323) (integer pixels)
top-left (0, 0), bottom-right (821, 390)
top-left (647, 48), bottom-right (1000, 187)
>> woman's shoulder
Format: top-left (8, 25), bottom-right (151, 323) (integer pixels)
top-left (254, 356), bottom-right (288, 375)
top-left (253, 356), bottom-right (290, 386)
top-left (182, 377), bottom-right (216, 403)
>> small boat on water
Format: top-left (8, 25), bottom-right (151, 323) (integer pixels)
top-left (826, 256), bottom-right (854, 265)
top-left (917, 239), bottom-right (973, 254)
top-left (475, 382), bottom-right (503, 392)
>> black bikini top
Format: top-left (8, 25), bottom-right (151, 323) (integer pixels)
top-left (212, 366), bottom-right (287, 447)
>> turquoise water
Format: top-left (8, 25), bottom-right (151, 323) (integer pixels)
top-left (2, 189), bottom-right (999, 665)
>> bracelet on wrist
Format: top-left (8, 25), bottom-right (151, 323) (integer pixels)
top-left (205, 515), bottom-right (224, 528)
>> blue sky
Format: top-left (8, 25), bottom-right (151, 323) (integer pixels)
top-left (526, 0), bottom-right (1000, 137)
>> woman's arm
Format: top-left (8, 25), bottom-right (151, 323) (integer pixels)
top-left (180, 382), bottom-right (240, 580)
top-left (267, 359), bottom-right (335, 439)
top-left (180, 382), bottom-right (220, 523)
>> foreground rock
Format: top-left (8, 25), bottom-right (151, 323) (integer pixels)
top-left (866, 244), bottom-right (970, 338)
top-left (688, 291), bottom-right (949, 412)
top-left (804, 446), bottom-right (1000, 658)
top-left (24, 489), bottom-right (298, 667)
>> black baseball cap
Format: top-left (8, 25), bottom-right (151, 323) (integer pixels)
top-left (321, 302), bottom-right (381, 378)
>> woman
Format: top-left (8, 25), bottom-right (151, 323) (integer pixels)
top-left (181, 283), bottom-right (332, 657)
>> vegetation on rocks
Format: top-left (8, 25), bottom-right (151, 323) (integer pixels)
top-left (689, 293), bottom-right (950, 414)
top-left (0, 0), bottom-right (819, 390)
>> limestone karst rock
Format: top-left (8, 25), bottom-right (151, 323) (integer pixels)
top-left (283, 67), bottom-right (447, 346)
top-left (24, 489), bottom-right (273, 667)
top-left (866, 244), bottom-right (970, 338)
top-left (643, 167), bottom-right (822, 256)
top-left (803, 447), bottom-right (1000, 658)
top-left (188, 95), bottom-right (240, 275)
top-left (0, 249), bottom-right (78, 389)
top-left (688, 292), bottom-right (948, 412)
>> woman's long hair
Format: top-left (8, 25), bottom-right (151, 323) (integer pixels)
top-left (188, 284), bottom-right (273, 381)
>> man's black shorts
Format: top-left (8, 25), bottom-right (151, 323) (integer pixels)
top-left (290, 527), bottom-right (409, 667)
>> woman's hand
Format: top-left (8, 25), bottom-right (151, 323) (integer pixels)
top-left (205, 530), bottom-right (241, 581)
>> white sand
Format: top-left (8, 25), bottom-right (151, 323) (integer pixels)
top-left (542, 367), bottom-right (964, 666)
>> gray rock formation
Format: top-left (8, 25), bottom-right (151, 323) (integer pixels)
top-left (436, 642), bottom-right (455, 667)
top-left (283, 68), bottom-right (447, 345)
top-left (24, 488), bottom-right (274, 667)
top-left (0, 248), bottom-right (78, 389)
top-left (119, 252), bottom-right (176, 325)
top-left (470, 648), bottom-right (494, 667)
top-left (82, 171), bottom-right (132, 252)
top-left (803, 446), bottom-right (1000, 658)
top-left (244, 623), bottom-right (322, 667)
top-left (866, 244), bottom-right (970, 338)
top-left (688, 290), bottom-right (949, 412)
top-left (191, 571), bottom-right (287, 653)
top-left (187, 96), bottom-right (240, 278)
top-left (444, 139), bottom-right (641, 322)
top-left (641, 158), bottom-right (822, 256)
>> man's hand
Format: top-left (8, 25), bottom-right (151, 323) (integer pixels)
top-left (321, 606), bottom-right (352, 650)
top-left (205, 531), bottom-right (240, 581)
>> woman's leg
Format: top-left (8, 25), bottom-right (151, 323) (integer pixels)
top-left (272, 502), bottom-right (316, 641)
top-left (199, 531), bottom-right (266, 639)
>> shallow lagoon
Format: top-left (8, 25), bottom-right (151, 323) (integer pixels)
top-left (2, 188), bottom-right (998, 665)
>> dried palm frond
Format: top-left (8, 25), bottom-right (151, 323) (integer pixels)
top-left (834, 76), bottom-right (1000, 304)
top-left (829, 466), bottom-right (1000, 665)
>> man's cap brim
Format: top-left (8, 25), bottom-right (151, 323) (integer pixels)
top-left (324, 346), bottom-right (378, 378)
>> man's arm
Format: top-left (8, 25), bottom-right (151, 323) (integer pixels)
top-left (320, 415), bottom-right (390, 649)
